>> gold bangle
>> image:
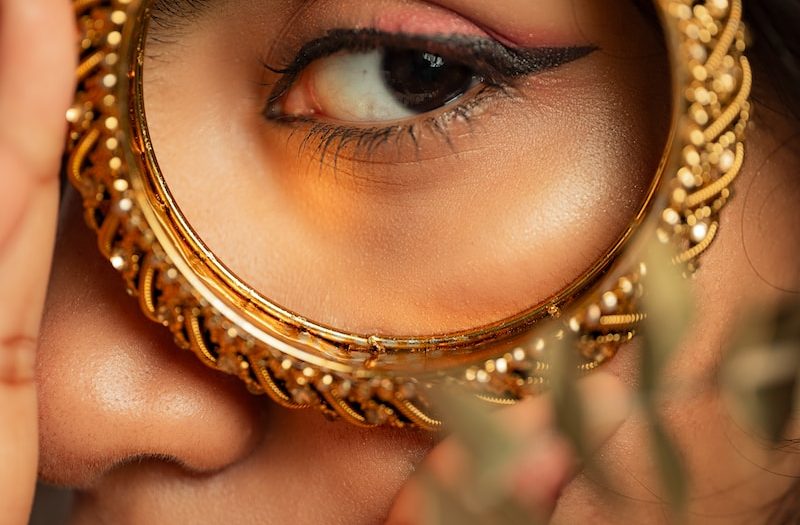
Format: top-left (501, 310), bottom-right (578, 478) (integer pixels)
top-left (64, 0), bottom-right (751, 430)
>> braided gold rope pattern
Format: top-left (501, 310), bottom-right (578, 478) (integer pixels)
top-left (63, 0), bottom-right (750, 429)
top-left (658, 0), bottom-right (750, 270)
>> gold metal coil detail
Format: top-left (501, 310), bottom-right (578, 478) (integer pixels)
top-left (186, 313), bottom-right (219, 367)
top-left (252, 361), bottom-right (310, 410)
top-left (705, 0), bottom-right (743, 72)
top-left (68, 126), bottom-right (100, 189)
top-left (703, 56), bottom-right (752, 143)
top-left (600, 313), bottom-right (648, 328)
top-left (685, 142), bottom-right (744, 208)
top-left (674, 222), bottom-right (720, 264)
top-left (475, 394), bottom-right (519, 407)
top-left (321, 390), bottom-right (376, 428)
top-left (96, 211), bottom-right (121, 257)
top-left (77, 50), bottom-right (106, 83)
top-left (396, 399), bottom-right (444, 431)
top-left (138, 254), bottom-right (159, 321)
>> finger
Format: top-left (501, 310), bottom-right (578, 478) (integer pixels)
top-left (385, 372), bottom-right (632, 524)
top-left (0, 0), bottom-right (76, 176)
top-left (0, 0), bottom-right (75, 523)
top-left (504, 430), bottom-right (575, 518)
top-left (0, 150), bottom-right (56, 524)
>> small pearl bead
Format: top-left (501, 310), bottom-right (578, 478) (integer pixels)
top-left (691, 222), bottom-right (710, 243)
top-left (601, 292), bottom-right (619, 314)
top-left (719, 149), bottom-right (735, 172)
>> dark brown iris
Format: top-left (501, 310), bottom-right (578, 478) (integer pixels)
top-left (381, 48), bottom-right (475, 114)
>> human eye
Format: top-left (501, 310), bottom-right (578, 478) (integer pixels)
top-left (263, 30), bottom-right (595, 160)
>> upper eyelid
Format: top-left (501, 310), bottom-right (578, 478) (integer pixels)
top-left (264, 29), bottom-right (506, 72)
top-left (262, 29), bottom-right (597, 111)
top-left (264, 28), bottom-right (597, 79)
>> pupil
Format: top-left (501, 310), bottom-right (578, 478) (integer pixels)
top-left (381, 48), bottom-right (475, 114)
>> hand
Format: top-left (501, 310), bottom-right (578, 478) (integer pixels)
top-left (386, 372), bottom-right (633, 524)
top-left (0, 1), bottom-right (75, 523)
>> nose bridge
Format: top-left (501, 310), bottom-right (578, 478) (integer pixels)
top-left (36, 192), bottom-right (263, 487)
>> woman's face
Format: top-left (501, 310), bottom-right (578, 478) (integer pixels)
top-left (36, 0), bottom-right (800, 522)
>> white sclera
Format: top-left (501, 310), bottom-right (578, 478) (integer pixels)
top-left (311, 50), bottom-right (417, 122)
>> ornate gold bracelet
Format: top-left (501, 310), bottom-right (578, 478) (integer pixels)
top-left (65, 0), bottom-right (751, 430)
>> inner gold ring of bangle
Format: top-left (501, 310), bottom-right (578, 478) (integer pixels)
top-left (65, 0), bottom-right (751, 429)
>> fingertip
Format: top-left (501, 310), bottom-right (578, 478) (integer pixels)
top-left (0, 0), bottom-right (76, 176)
top-left (385, 478), bottom-right (427, 525)
top-left (578, 371), bottom-right (634, 451)
top-left (507, 433), bottom-right (574, 518)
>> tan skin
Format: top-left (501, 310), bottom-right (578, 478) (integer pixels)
top-left (0, 0), bottom-right (798, 524)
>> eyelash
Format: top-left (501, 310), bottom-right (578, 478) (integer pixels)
top-left (262, 29), bottom-right (595, 168)
top-left (277, 84), bottom-right (514, 171)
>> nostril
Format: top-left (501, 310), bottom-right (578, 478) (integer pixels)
top-left (37, 330), bottom-right (265, 487)
top-left (36, 197), bottom-right (265, 489)
top-left (38, 345), bottom-right (265, 487)
top-left (103, 452), bottom-right (237, 479)
top-left (38, 341), bottom-right (265, 488)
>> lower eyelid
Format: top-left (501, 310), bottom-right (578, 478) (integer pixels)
top-left (268, 84), bottom-right (518, 168)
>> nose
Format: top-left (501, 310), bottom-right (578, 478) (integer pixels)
top-left (37, 189), bottom-right (264, 488)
